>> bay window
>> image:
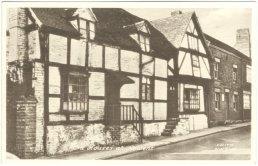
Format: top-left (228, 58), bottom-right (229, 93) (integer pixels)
top-left (139, 34), bottom-right (150, 52)
top-left (79, 18), bottom-right (95, 40)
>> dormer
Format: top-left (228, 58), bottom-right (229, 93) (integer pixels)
top-left (124, 21), bottom-right (151, 52)
top-left (69, 8), bottom-right (97, 40)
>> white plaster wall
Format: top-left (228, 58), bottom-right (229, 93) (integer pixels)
top-left (121, 50), bottom-right (139, 74)
top-left (142, 54), bottom-right (154, 76)
top-left (154, 80), bottom-right (167, 100)
top-left (105, 46), bottom-right (119, 70)
top-left (154, 102), bottom-right (167, 120)
top-left (88, 99), bottom-right (105, 120)
top-left (155, 58), bottom-right (167, 78)
top-left (49, 34), bottom-right (67, 64)
top-left (88, 43), bottom-right (103, 68)
top-left (89, 72), bottom-right (105, 96)
top-left (142, 102), bottom-right (153, 120)
top-left (70, 39), bottom-right (86, 66)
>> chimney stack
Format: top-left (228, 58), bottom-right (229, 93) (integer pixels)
top-left (234, 28), bottom-right (251, 58)
top-left (171, 10), bottom-right (182, 16)
top-left (7, 8), bottom-right (28, 62)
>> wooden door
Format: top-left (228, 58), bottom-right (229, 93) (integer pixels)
top-left (168, 83), bottom-right (178, 118)
top-left (225, 92), bottom-right (230, 120)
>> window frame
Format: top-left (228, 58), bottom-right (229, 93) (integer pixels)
top-left (62, 70), bottom-right (89, 113)
top-left (79, 18), bottom-right (95, 40)
top-left (141, 76), bottom-right (153, 101)
top-left (215, 92), bottom-right (220, 110)
top-left (233, 65), bottom-right (237, 83)
top-left (183, 88), bottom-right (200, 111)
top-left (214, 61), bottom-right (219, 80)
top-left (138, 33), bottom-right (150, 53)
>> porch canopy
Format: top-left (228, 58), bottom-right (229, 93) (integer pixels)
top-left (106, 70), bottom-right (135, 85)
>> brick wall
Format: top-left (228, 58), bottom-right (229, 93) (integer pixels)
top-left (33, 62), bottom-right (44, 154)
top-left (208, 44), bottom-right (244, 125)
top-left (15, 96), bottom-right (37, 159)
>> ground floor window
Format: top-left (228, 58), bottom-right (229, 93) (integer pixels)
top-left (243, 93), bottom-right (251, 109)
top-left (215, 92), bottom-right (220, 110)
top-left (63, 71), bottom-right (89, 112)
top-left (183, 88), bottom-right (200, 111)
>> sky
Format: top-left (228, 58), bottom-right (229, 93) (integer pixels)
top-left (125, 8), bottom-right (252, 47)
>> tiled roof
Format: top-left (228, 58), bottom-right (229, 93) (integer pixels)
top-left (204, 33), bottom-right (251, 60)
top-left (150, 12), bottom-right (193, 48)
top-left (31, 8), bottom-right (80, 36)
top-left (29, 8), bottom-right (178, 59)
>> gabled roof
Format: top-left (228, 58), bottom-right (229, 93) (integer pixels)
top-left (204, 33), bottom-right (251, 61)
top-left (150, 12), bottom-right (193, 48)
top-left (30, 8), bottom-right (80, 37)
top-left (29, 8), bottom-right (178, 60)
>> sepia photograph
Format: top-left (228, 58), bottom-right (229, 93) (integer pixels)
top-left (1, 1), bottom-right (256, 162)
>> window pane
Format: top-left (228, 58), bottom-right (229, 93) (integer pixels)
top-left (80, 19), bottom-right (86, 29)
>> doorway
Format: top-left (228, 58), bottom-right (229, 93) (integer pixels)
top-left (168, 83), bottom-right (178, 118)
top-left (105, 71), bottom-right (134, 125)
top-left (225, 92), bottom-right (230, 120)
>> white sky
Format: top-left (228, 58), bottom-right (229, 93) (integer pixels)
top-left (125, 8), bottom-right (252, 47)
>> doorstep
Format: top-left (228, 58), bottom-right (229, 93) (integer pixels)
top-left (38, 122), bottom-right (251, 160)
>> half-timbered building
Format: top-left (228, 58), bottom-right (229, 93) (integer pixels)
top-left (6, 8), bottom-right (212, 158)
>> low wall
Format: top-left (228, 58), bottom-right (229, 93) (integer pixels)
top-left (143, 122), bottom-right (166, 137)
top-left (46, 123), bottom-right (141, 155)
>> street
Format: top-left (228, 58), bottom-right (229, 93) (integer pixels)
top-left (112, 126), bottom-right (251, 160)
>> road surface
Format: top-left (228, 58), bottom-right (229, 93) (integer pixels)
top-left (112, 126), bottom-right (251, 160)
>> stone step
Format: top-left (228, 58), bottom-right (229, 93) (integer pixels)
top-left (165, 125), bottom-right (176, 129)
top-left (167, 121), bottom-right (178, 125)
top-left (163, 128), bottom-right (173, 132)
top-left (161, 131), bottom-right (171, 136)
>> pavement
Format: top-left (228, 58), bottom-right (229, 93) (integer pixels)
top-left (39, 122), bottom-right (251, 160)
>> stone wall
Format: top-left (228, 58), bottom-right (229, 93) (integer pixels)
top-left (46, 123), bottom-right (141, 155)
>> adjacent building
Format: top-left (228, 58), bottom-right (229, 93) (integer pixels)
top-left (205, 30), bottom-right (251, 126)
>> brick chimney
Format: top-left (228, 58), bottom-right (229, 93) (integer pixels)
top-left (234, 28), bottom-right (251, 57)
top-left (7, 8), bottom-right (28, 62)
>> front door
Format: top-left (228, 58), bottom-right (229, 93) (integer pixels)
top-left (168, 83), bottom-right (178, 118)
top-left (105, 74), bottom-right (121, 125)
top-left (225, 92), bottom-right (230, 120)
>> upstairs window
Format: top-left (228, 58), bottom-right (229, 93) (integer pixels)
top-left (139, 34), bottom-right (150, 52)
top-left (79, 18), bottom-right (95, 40)
top-left (233, 65), bottom-right (237, 83)
top-left (183, 88), bottom-right (200, 111)
top-left (141, 76), bottom-right (153, 101)
top-left (214, 58), bottom-right (220, 80)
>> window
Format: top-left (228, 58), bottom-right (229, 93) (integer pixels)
top-left (63, 71), bottom-right (89, 112)
top-left (192, 55), bottom-right (199, 67)
top-left (243, 93), bottom-right (251, 109)
top-left (183, 88), bottom-right (200, 111)
top-left (233, 94), bottom-right (238, 111)
top-left (233, 65), bottom-right (237, 83)
top-left (215, 92), bottom-right (220, 110)
top-left (79, 19), bottom-right (95, 40)
top-left (141, 76), bottom-right (153, 101)
top-left (214, 58), bottom-right (220, 80)
top-left (139, 34), bottom-right (150, 52)
top-left (246, 65), bottom-right (251, 83)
